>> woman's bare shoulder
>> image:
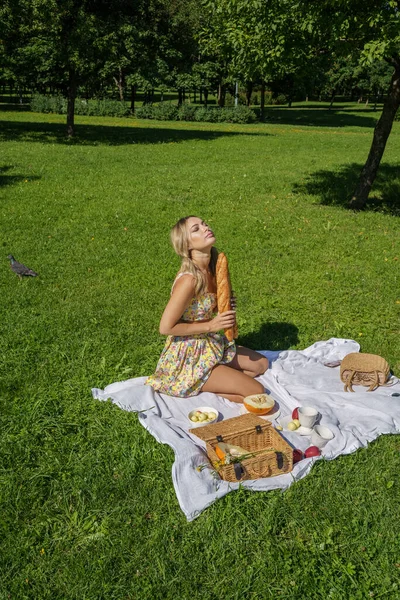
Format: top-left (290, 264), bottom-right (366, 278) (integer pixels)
top-left (171, 272), bottom-right (196, 295)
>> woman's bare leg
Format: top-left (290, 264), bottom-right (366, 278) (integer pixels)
top-left (202, 364), bottom-right (265, 403)
top-left (229, 346), bottom-right (269, 378)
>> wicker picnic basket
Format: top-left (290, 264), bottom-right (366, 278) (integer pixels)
top-left (340, 352), bottom-right (390, 392)
top-left (191, 413), bottom-right (293, 482)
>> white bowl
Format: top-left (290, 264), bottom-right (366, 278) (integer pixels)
top-left (188, 406), bottom-right (219, 428)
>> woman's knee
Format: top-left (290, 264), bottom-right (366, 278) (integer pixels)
top-left (250, 356), bottom-right (269, 377)
top-left (256, 356), bottom-right (269, 376)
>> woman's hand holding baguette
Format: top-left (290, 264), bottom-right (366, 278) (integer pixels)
top-left (208, 310), bottom-right (236, 333)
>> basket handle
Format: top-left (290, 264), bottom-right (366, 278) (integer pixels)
top-left (344, 369), bottom-right (355, 392)
top-left (233, 463), bottom-right (245, 480)
top-left (367, 371), bottom-right (379, 392)
top-left (276, 451), bottom-right (284, 469)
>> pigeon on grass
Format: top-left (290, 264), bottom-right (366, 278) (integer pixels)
top-left (7, 255), bottom-right (38, 279)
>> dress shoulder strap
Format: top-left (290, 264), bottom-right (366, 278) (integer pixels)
top-left (171, 272), bottom-right (195, 294)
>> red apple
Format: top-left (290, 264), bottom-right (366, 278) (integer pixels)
top-left (292, 407), bottom-right (299, 420)
top-left (293, 449), bottom-right (304, 464)
top-left (305, 446), bottom-right (321, 458)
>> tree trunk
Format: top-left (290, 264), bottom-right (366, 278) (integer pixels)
top-left (329, 91), bottom-right (336, 110)
top-left (130, 84), bottom-right (136, 112)
top-left (200, 89), bottom-right (203, 103)
top-left (203, 88), bottom-right (208, 107)
top-left (113, 68), bottom-right (125, 102)
top-left (245, 81), bottom-right (253, 106)
top-left (217, 82), bottom-right (226, 107)
top-left (374, 93), bottom-right (378, 112)
top-left (350, 62), bottom-right (400, 209)
top-left (260, 81), bottom-right (265, 122)
top-left (66, 70), bottom-right (77, 138)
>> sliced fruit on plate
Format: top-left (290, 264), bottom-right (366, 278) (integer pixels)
top-left (243, 393), bottom-right (275, 415)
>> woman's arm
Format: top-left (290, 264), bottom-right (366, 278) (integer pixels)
top-left (159, 274), bottom-right (236, 336)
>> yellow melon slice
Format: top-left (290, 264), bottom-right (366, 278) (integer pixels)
top-left (243, 393), bottom-right (275, 415)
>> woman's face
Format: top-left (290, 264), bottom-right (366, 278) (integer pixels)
top-left (186, 217), bottom-right (215, 252)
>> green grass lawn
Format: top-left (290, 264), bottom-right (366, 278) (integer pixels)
top-left (1, 103), bottom-right (400, 599)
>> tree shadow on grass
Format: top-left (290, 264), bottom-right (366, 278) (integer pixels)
top-left (293, 163), bottom-right (400, 216)
top-left (0, 118), bottom-right (272, 146)
top-left (0, 165), bottom-right (41, 189)
top-left (258, 105), bottom-right (379, 129)
top-left (238, 322), bottom-right (299, 352)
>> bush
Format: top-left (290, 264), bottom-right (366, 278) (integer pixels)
top-left (194, 107), bottom-right (220, 123)
top-left (178, 103), bottom-right (197, 121)
top-left (30, 94), bottom-right (67, 114)
top-left (223, 105), bottom-right (257, 124)
top-left (192, 106), bottom-right (256, 124)
top-left (152, 102), bottom-right (179, 121)
top-left (30, 94), bottom-right (257, 124)
top-left (273, 94), bottom-right (288, 105)
top-left (135, 104), bottom-right (155, 119)
top-left (30, 94), bottom-right (131, 117)
top-left (90, 99), bottom-right (130, 117)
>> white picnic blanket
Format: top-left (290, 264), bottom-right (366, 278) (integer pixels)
top-left (91, 338), bottom-right (400, 521)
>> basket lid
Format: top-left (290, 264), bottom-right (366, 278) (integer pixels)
top-left (340, 352), bottom-right (390, 378)
top-left (190, 413), bottom-right (272, 444)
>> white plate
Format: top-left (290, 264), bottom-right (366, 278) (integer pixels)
top-left (279, 415), bottom-right (313, 436)
top-left (297, 426), bottom-right (314, 436)
top-left (258, 408), bottom-right (281, 421)
top-left (188, 406), bottom-right (219, 428)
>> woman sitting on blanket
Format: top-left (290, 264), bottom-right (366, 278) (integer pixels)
top-left (146, 216), bottom-right (268, 403)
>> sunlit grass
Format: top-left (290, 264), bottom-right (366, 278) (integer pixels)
top-left (1, 104), bottom-right (400, 599)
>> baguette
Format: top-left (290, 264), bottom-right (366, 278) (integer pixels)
top-left (216, 252), bottom-right (238, 342)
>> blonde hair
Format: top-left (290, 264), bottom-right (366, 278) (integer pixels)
top-left (170, 216), bottom-right (218, 296)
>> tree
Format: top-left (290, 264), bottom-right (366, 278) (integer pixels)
top-left (1, 0), bottom-right (167, 136)
top-left (199, 0), bottom-right (315, 114)
top-left (1, 0), bottom-right (109, 136)
top-left (353, 60), bottom-right (392, 109)
top-left (302, 0), bottom-right (400, 208)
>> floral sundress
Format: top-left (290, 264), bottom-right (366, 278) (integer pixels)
top-left (146, 273), bottom-right (236, 397)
